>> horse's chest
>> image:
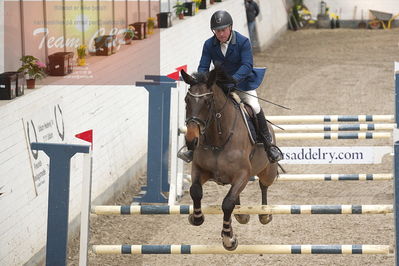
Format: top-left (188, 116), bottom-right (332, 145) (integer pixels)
top-left (196, 152), bottom-right (234, 185)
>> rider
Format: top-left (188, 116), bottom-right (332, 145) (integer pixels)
top-left (178, 10), bottom-right (282, 163)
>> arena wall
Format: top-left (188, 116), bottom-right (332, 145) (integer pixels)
top-left (303, 0), bottom-right (399, 21)
top-left (0, 0), bottom-right (287, 265)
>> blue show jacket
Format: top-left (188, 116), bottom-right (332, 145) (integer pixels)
top-left (197, 30), bottom-right (265, 91)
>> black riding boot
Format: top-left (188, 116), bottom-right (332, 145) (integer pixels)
top-left (177, 147), bottom-right (194, 163)
top-left (256, 109), bottom-right (283, 163)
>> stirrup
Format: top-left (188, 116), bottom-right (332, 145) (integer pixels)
top-left (177, 146), bottom-right (194, 163)
top-left (267, 145), bottom-right (283, 163)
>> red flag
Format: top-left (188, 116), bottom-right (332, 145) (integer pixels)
top-left (167, 70), bottom-right (180, 81)
top-left (175, 65), bottom-right (188, 72)
top-left (75, 129), bottom-right (93, 144)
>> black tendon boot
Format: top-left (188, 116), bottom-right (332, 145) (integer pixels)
top-left (256, 109), bottom-right (283, 163)
top-left (177, 146), bottom-right (194, 163)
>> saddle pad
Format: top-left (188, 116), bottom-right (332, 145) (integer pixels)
top-left (230, 92), bottom-right (257, 144)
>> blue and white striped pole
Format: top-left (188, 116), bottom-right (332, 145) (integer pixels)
top-left (92, 244), bottom-right (390, 255)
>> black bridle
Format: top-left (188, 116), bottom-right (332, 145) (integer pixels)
top-left (185, 86), bottom-right (237, 152)
top-left (185, 89), bottom-right (215, 135)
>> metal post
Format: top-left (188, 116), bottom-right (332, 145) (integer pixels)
top-left (30, 142), bottom-right (90, 266)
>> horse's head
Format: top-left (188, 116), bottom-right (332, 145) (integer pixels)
top-left (181, 67), bottom-right (237, 150)
top-left (181, 69), bottom-right (216, 149)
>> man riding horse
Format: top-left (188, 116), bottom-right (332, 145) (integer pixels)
top-left (178, 10), bottom-right (283, 163)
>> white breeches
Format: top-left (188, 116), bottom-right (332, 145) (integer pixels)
top-left (236, 90), bottom-right (261, 114)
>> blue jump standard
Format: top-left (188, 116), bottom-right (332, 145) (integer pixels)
top-left (30, 142), bottom-right (90, 266)
top-left (134, 75), bottom-right (177, 203)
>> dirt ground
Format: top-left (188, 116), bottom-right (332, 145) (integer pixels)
top-left (68, 28), bottom-right (399, 265)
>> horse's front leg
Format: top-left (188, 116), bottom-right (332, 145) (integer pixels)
top-left (233, 196), bottom-right (250, 224)
top-left (221, 174), bottom-right (249, 251)
top-left (188, 168), bottom-right (205, 226)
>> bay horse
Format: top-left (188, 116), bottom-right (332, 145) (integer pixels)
top-left (180, 67), bottom-right (278, 251)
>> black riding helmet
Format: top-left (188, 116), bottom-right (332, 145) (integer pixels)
top-left (210, 10), bottom-right (233, 30)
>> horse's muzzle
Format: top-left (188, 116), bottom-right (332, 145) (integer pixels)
top-left (186, 117), bottom-right (206, 134)
top-left (185, 119), bottom-right (201, 149)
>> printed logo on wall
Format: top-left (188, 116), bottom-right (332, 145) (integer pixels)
top-left (280, 146), bottom-right (392, 164)
top-left (23, 103), bottom-right (65, 196)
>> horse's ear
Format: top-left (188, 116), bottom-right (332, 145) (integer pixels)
top-left (207, 69), bottom-right (216, 88)
top-left (180, 70), bottom-right (196, 85)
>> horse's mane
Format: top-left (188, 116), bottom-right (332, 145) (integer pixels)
top-left (191, 66), bottom-right (236, 95)
top-left (191, 72), bottom-right (208, 85)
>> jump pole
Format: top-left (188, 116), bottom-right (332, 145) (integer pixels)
top-left (275, 132), bottom-right (391, 140)
top-left (91, 204), bottom-right (393, 215)
top-left (267, 115), bottom-right (394, 124)
top-left (277, 173), bottom-right (393, 181)
top-left (92, 244), bottom-right (391, 255)
top-left (272, 123), bottom-right (395, 132)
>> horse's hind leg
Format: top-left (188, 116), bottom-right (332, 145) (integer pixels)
top-left (258, 182), bottom-right (273, 224)
top-left (233, 196), bottom-right (250, 224)
top-left (258, 165), bottom-right (277, 225)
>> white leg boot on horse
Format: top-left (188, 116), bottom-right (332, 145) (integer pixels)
top-left (256, 109), bottom-right (283, 163)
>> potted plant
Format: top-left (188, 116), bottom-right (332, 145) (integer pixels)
top-left (194, 0), bottom-right (201, 13)
top-left (17, 55), bottom-right (46, 89)
top-left (77, 45), bottom-right (87, 66)
top-left (173, 2), bottom-right (188, 19)
top-left (147, 17), bottom-right (155, 34)
top-left (123, 26), bottom-right (135, 44)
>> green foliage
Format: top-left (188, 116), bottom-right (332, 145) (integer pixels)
top-left (173, 2), bottom-right (188, 16)
top-left (77, 45), bottom-right (87, 58)
top-left (18, 55), bottom-right (46, 80)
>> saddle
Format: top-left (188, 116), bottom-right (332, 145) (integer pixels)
top-left (230, 92), bottom-right (260, 144)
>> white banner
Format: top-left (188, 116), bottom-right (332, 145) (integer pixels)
top-left (22, 103), bottom-right (65, 195)
top-left (280, 146), bottom-right (392, 164)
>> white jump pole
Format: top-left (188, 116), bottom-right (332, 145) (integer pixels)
top-left (169, 83), bottom-right (179, 206)
top-left (176, 83), bottom-right (187, 200)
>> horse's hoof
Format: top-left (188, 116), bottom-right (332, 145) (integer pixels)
top-left (234, 214), bottom-right (250, 224)
top-left (222, 234), bottom-right (238, 251)
top-left (188, 214), bottom-right (204, 226)
top-left (259, 214), bottom-right (273, 224)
